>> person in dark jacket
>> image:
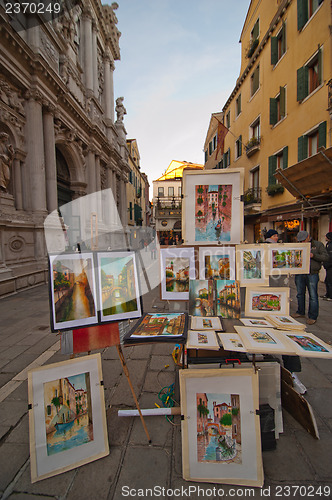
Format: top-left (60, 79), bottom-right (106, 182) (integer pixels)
top-left (293, 230), bottom-right (329, 325)
top-left (321, 232), bottom-right (332, 300)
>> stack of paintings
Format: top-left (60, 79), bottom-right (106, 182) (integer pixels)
top-left (265, 314), bottom-right (305, 331)
top-left (234, 326), bottom-right (296, 355)
top-left (123, 312), bottom-right (189, 344)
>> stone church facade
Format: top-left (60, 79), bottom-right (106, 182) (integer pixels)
top-left (0, 1), bottom-right (129, 297)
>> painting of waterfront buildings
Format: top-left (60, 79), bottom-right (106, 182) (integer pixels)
top-left (204, 254), bottom-right (231, 279)
top-left (215, 280), bottom-right (241, 319)
top-left (165, 257), bottom-right (189, 292)
top-left (189, 280), bottom-right (215, 317)
top-left (51, 254), bottom-right (97, 330)
top-left (287, 335), bottom-right (329, 352)
top-left (44, 372), bottom-right (93, 456)
top-left (271, 249), bottom-right (303, 269)
top-left (99, 252), bottom-right (141, 321)
top-left (251, 293), bottom-right (281, 312)
top-left (250, 330), bottom-right (277, 344)
top-left (242, 250), bottom-right (262, 280)
top-left (196, 392), bottom-right (241, 464)
top-left (195, 185), bottom-right (232, 242)
top-left (130, 313), bottom-right (186, 337)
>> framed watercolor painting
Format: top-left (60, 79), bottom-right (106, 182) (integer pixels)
top-left (266, 243), bottom-right (310, 275)
top-left (235, 244), bottom-right (269, 286)
top-left (239, 318), bottom-right (274, 328)
top-left (265, 314), bottom-right (305, 330)
top-left (123, 312), bottom-right (188, 344)
top-left (189, 280), bottom-right (215, 317)
top-left (179, 367), bottom-right (263, 487)
top-left (279, 331), bottom-right (332, 358)
top-left (217, 333), bottom-right (247, 353)
top-left (234, 326), bottom-right (296, 355)
top-left (215, 280), bottom-right (241, 319)
top-left (190, 316), bottom-right (223, 331)
top-left (199, 246), bottom-right (236, 280)
top-left (182, 169), bottom-right (244, 245)
top-left (245, 286), bottom-right (290, 317)
top-left (187, 330), bottom-right (220, 350)
top-left (49, 253), bottom-right (98, 332)
top-left (97, 251), bottom-right (142, 322)
top-left (160, 247), bottom-right (195, 300)
top-left (28, 353), bottom-right (109, 483)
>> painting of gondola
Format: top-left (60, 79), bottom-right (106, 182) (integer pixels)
top-left (97, 251), bottom-right (142, 322)
top-left (267, 243), bottom-right (310, 275)
top-left (182, 169), bottom-right (244, 245)
top-left (28, 354), bottom-right (109, 483)
top-left (245, 287), bottom-right (290, 317)
top-left (49, 253), bottom-right (98, 331)
top-left (160, 247), bottom-right (195, 300)
top-left (236, 244), bottom-right (269, 286)
top-left (180, 368), bottom-right (263, 486)
top-left (189, 280), bottom-right (215, 317)
top-left (215, 280), bottom-right (241, 319)
top-left (199, 246), bottom-right (236, 280)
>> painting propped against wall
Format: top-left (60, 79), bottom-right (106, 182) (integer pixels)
top-left (182, 169), bottom-right (244, 245)
top-left (49, 253), bottom-right (98, 332)
top-left (160, 247), bottom-right (195, 300)
top-left (199, 246), bottom-right (236, 280)
top-left (28, 354), bottom-right (109, 483)
top-left (179, 368), bottom-right (263, 487)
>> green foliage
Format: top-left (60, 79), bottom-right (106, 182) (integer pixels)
top-left (232, 407), bottom-right (239, 416)
top-left (197, 403), bottom-right (209, 417)
top-left (266, 184), bottom-right (285, 196)
top-left (51, 396), bottom-right (61, 412)
top-left (197, 197), bottom-right (203, 205)
top-left (220, 413), bottom-right (232, 426)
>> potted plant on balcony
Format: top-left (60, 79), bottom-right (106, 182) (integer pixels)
top-left (247, 38), bottom-right (259, 58)
top-left (266, 184), bottom-right (285, 196)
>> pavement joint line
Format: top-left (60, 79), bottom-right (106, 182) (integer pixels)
top-left (0, 340), bottom-right (60, 403)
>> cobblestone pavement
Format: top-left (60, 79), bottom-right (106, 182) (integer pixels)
top-left (0, 279), bottom-right (331, 499)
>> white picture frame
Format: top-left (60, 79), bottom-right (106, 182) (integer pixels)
top-left (240, 318), bottom-right (274, 328)
top-left (234, 326), bottom-right (296, 355)
top-left (187, 330), bottom-right (220, 350)
top-left (160, 247), bottom-right (195, 300)
top-left (266, 243), bottom-right (310, 275)
top-left (190, 316), bottom-right (223, 331)
top-left (179, 367), bottom-right (264, 487)
top-left (245, 286), bottom-right (290, 317)
top-left (28, 354), bottom-right (109, 483)
top-left (198, 246), bottom-right (236, 280)
top-left (278, 331), bottom-right (332, 358)
top-left (217, 333), bottom-right (247, 352)
top-left (235, 244), bottom-right (269, 286)
top-left (182, 169), bottom-right (244, 245)
top-left (265, 314), bottom-right (305, 330)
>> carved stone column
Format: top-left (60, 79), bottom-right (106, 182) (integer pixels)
top-left (13, 156), bottom-right (23, 210)
top-left (82, 10), bottom-right (93, 92)
top-left (86, 148), bottom-right (96, 194)
top-left (95, 154), bottom-right (102, 219)
top-left (103, 49), bottom-right (115, 122)
top-left (120, 175), bottom-right (128, 226)
top-left (92, 20), bottom-right (99, 98)
top-left (24, 89), bottom-right (47, 213)
top-left (43, 103), bottom-right (57, 213)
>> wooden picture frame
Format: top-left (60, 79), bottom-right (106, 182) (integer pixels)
top-left (279, 331), bottom-right (332, 358)
top-left (49, 253), bottom-right (98, 332)
top-left (179, 367), bottom-right (263, 487)
top-left (234, 326), bottom-right (296, 355)
top-left (160, 247), bottom-right (195, 300)
top-left (198, 246), bottom-right (236, 280)
top-left (245, 286), bottom-right (290, 317)
top-left (97, 251), bottom-right (142, 322)
top-left (266, 243), bottom-right (310, 275)
top-left (28, 354), bottom-right (109, 483)
top-left (235, 244), bottom-right (269, 286)
top-left (182, 169), bottom-right (244, 245)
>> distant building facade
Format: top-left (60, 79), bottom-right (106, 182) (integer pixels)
top-left (126, 139), bottom-right (150, 227)
top-left (0, 1), bottom-right (130, 297)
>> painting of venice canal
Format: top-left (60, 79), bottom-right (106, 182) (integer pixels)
top-left (272, 249), bottom-right (303, 269)
top-left (100, 255), bottom-right (139, 316)
top-left (197, 392), bottom-right (241, 464)
top-left (44, 372), bottom-right (93, 456)
top-left (189, 280), bottom-right (215, 317)
top-left (195, 184), bottom-right (232, 242)
top-left (204, 254), bottom-right (231, 279)
top-left (242, 250), bottom-right (262, 280)
top-left (215, 280), bottom-right (241, 319)
top-left (165, 257), bottom-right (189, 292)
top-left (52, 256), bottom-right (96, 324)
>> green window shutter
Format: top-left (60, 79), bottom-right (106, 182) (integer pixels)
top-left (252, 19), bottom-right (259, 40)
top-left (209, 141), bottom-right (212, 155)
top-left (238, 94), bottom-right (241, 114)
top-left (297, 0), bottom-right (308, 31)
top-left (280, 86), bottom-right (286, 118)
top-left (298, 135), bottom-right (308, 161)
top-left (281, 22), bottom-right (286, 54)
top-left (283, 146), bottom-right (288, 169)
top-left (297, 66), bottom-right (308, 101)
top-left (268, 155), bottom-right (277, 185)
top-left (317, 47), bottom-right (322, 85)
top-left (318, 121), bottom-right (327, 149)
top-left (223, 152), bottom-right (227, 166)
top-left (239, 135), bottom-right (242, 156)
top-left (270, 98), bottom-right (278, 125)
top-left (227, 148), bottom-right (231, 166)
top-left (253, 67), bottom-right (259, 93)
top-left (271, 37), bottom-right (278, 65)
top-left (204, 150), bottom-right (208, 163)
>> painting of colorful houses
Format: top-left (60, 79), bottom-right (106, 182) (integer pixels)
top-left (287, 335), bottom-right (329, 353)
top-left (195, 185), bottom-right (232, 242)
top-left (271, 249), bottom-right (303, 269)
top-left (189, 280), bottom-right (215, 317)
top-left (98, 252), bottom-right (141, 321)
top-left (204, 254), bottom-right (231, 279)
top-left (51, 254), bottom-right (97, 330)
top-left (165, 257), bottom-right (190, 292)
top-left (251, 293), bottom-right (281, 312)
top-left (130, 313), bottom-right (186, 337)
top-left (215, 280), bottom-right (241, 319)
top-left (250, 330), bottom-right (277, 344)
top-left (43, 373), bottom-right (93, 456)
top-left (196, 392), bottom-right (241, 464)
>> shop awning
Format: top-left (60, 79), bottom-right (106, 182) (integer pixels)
top-left (274, 147), bottom-right (332, 199)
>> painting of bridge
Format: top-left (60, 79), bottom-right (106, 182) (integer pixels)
top-left (196, 392), bottom-right (241, 464)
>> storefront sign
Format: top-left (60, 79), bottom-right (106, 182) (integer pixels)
top-left (284, 219), bottom-right (300, 230)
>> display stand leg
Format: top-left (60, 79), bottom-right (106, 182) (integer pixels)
top-left (116, 344), bottom-right (152, 443)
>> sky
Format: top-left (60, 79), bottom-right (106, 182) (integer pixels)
top-left (110, 0), bottom-right (250, 185)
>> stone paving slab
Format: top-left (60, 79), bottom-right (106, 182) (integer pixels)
top-left (0, 444), bottom-right (29, 491)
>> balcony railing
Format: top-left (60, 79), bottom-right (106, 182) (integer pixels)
top-left (155, 195), bottom-right (182, 209)
top-left (243, 187), bottom-right (262, 205)
top-left (245, 136), bottom-right (261, 157)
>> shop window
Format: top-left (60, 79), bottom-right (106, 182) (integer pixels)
top-left (298, 121), bottom-right (326, 161)
top-left (297, 48), bottom-right (322, 101)
top-left (297, 0), bottom-right (324, 30)
top-left (270, 86), bottom-right (286, 125)
top-left (271, 22), bottom-right (286, 65)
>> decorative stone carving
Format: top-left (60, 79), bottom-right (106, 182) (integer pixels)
top-left (8, 235), bottom-right (25, 253)
top-left (0, 80), bottom-right (25, 115)
top-left (40, 30), bottom-right (59, 65)
top-left (115, 96), bottom-right (126, 123)
top-left (97, 47), bottom-right (104, 100)
top-left (100, 165), bottom-right (107, 189)
top-left (0, 132), bottom-right (14, 192)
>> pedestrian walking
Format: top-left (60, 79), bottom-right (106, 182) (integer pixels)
top-left (321, 232), bottom-right (332, 301)
top-left (293, 230), bottom-right (329, 325)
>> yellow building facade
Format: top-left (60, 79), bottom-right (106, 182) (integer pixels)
top-left (205, 0), bottom-right (331, 242)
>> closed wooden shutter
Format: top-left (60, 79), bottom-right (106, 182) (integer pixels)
top-left (271, 37), bottom-right (278, 65)
top-left (298, 135), bottom-right (308, 161)
top-left (270, 98), bottom-right (278, 125)
top-left (297, 0), bottom-right (308, 31)
top-left (318, 121), bottom-right (327, 149)
top-left (268, 156), bottom-right (277, 185)
top-left (297, 66), bottom-right (308, 101)
top-left (280, 86), bottom-right (286, 118)
top-left (283, 146), bottom-right (288, 169)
